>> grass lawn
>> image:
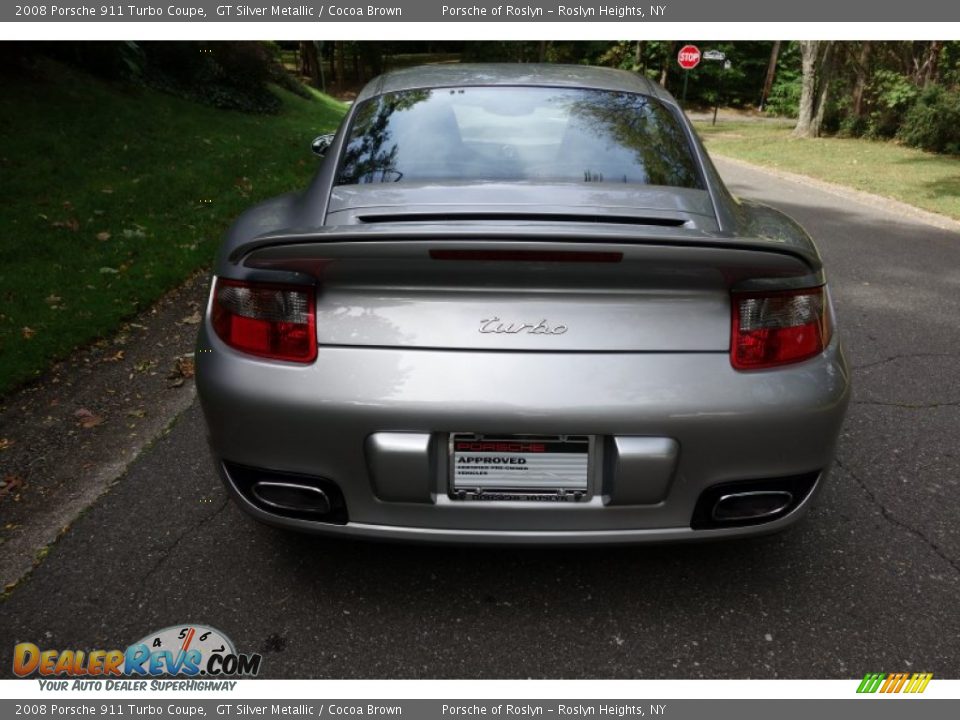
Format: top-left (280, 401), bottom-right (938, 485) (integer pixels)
top-left (0, 62), bottom-right (347, 397)
top-left (696, 120), bottom-right (960, 222)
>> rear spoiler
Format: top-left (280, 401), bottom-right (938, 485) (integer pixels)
top-left (227, 223), bottom-right (823, 273)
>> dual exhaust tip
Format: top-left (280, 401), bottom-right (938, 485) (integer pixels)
top-left (248, 483), bottom-right (797, 524)
top-left (226, 461), bottom-right (818, 532)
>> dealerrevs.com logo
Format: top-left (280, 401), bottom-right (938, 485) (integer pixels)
top-left (13, 624), bottom-right (262, 687)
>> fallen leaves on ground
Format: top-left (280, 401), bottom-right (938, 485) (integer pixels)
top-left (101, 350), bottom-right (125, 363)
top-left (180, 311), bottom-right (202, 325)
top-left (235, 176), bottom-right (253, 196)
top-left (51, 218), bottom-right (80, 232)
top-left (176, 356), bottom-right (195, 378)
top-left (0, 475), bottom-right (24, 500)
top-left (134, 359), bottom-right (157, 373)
top-left (0, 438), bottom-right (14, 451)
top-left (168, 355), bottom-right (195, 387)
top-left (96, 231), bottom-right (111, 242)
top-left (21, 327), bottom-right (36, 340)
top-left (74, 408), bottom-right (104, 429)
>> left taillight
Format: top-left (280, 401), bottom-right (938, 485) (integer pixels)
top-left (211, 278), bottom-right (317, 363)
top-left (731, 286), bottom-right (832, 370)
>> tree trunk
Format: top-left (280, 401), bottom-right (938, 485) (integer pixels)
top-left (538, 41), bottom-right (547, 63)
top-left (793, 41), bottom-right (819, 137)
top-left (659, 41), bottom-right (676, 89)
top-left (298, 41), bottom-right (320, 88)
top-left (920, 41), bottom-right (942, 87)
top-left (334, 41), bottom-right (345, 91)
top-left (852, 42), bottom-right (871, 118)
top-left (793, 41), bottom-right (837, 138)
top-left (758, 40), bottom-right (781, 111)
top-left (811, 42), bottom-right (835, 136)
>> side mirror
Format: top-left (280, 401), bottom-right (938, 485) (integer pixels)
top-left (311, 134), bottom-right (335, 158)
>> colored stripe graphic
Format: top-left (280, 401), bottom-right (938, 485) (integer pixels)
top-left (905, 673), bottom-right (934, 694)
top-left (857, 673), bottom-right (885, 693)
top-left (857, 672), bottom-right (932, 693)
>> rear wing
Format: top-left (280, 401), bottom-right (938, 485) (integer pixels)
top-left (226, 222), bottom-right (823, 275)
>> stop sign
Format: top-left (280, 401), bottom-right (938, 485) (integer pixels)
top-left (677, 45), bottom-right (701, 70)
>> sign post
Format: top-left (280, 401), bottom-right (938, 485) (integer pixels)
top-left (703, 52), bottom-right (730, 126)
top-left (677, 44), bottom-right (700, 107)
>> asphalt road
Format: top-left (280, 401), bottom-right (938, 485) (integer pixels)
top-left (2, 160), bottom-right (959, 679)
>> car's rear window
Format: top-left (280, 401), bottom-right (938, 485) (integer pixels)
top-left (335, 86), bottom-right (704, 189)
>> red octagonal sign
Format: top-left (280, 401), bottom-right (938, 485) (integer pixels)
top-left (678, 45), bottom-right (701, 70)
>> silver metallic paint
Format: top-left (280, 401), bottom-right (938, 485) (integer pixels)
top-left (196, 64), bottom-right (850, 543)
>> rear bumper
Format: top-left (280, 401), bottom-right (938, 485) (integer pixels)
top-left (217, 460), bottom-right (825, 545)
top-left (196, 324), bottom-right (850, 544)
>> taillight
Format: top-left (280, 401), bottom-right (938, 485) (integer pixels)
top-left (731, 286), bottom-right (831, 370)
top-left (211, 278), bottom-right (317, 363)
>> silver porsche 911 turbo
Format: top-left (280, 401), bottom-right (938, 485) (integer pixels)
top-left (196, 63), bottom-right (850, 544)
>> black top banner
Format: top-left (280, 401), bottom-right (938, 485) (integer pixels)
top-left (4, 0), bottom-right (958, 22)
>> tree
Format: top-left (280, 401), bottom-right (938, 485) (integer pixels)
top-left (298, 41), bottom-right (321, 88)
top-left (793, 40), bottom-right (836, 138)
top-left (758, 41), bottom-right (781, 111)
top-left (812, 42), bottom-right (837, 132)
top-left (918, 41), bottom-right (943, 86)
top-left (659, 42), bottom-right (676, 89)
top-left (850, 42), bottom-right (872, 120)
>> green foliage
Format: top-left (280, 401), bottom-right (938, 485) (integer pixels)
top-left (0, 60), bottom-right (347, 397)
top-left (862, 69), bottom-right (920, 138)
top-left (141, 41), bottom-right (290, 113)
top-left (7, 41), bottom-right (312, 114)
top-left (460, 41), bottom-right (544, 63)
top-left (939, 42), bottom-right (960, 88)
top-left (764, 42), bottom-right (802, 117)
top-left (897, 85), bottom-right (960, 154)
top-left (2, 41), bottom-right (146, 81)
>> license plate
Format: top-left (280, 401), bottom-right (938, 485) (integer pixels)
top-left (449, 434), bottom-right (590, 501)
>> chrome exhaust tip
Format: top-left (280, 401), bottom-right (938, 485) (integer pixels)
top-left (220, 461), bottom-right (349, 524)
top-left (251, 481), bottom-right (331, 515)
top-left (690, 471), bottom-right (820, 530)
top-left (712, 490), bottom-right (794, 523)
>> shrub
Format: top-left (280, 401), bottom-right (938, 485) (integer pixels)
top-left (758, 41), bottom-right (802, 117)
top-left (764, 77), bottom-right (801, 117)
top-left (863, 69), bottom-right (918, 139)
top-left (140, 41), bottom-right (311, 114)
top-left (897, 84), bottom-right (960, 154)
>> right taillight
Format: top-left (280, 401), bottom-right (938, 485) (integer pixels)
top-left (731, 286), bottom-right (831, 370)
top-left (211, 278), bottom-right (317, 363)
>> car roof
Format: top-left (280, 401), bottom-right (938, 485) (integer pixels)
top-left (357, 63), bottom-right (674, 105)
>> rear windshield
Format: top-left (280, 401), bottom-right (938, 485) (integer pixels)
top-left (335, 86), bottom-right (703, 189)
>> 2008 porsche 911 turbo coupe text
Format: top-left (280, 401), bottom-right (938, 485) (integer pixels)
top-left (196, 64), bottom-right (850, 544)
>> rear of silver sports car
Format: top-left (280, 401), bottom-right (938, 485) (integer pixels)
top-left (196, 71), bottom-right (849, 543)
top-left (196, 214), bottom-right (850, 544)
